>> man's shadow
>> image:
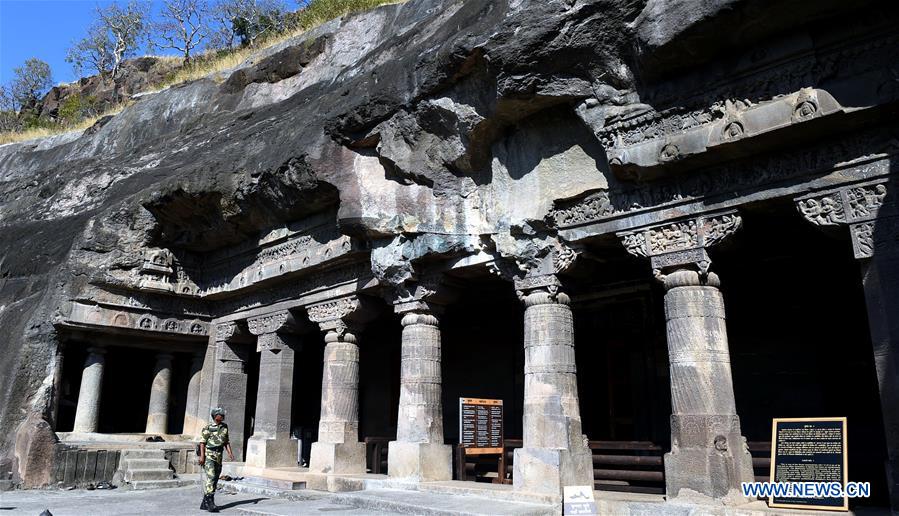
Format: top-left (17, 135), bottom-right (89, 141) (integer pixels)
top-left (216, 497), bottom-right (267, 510)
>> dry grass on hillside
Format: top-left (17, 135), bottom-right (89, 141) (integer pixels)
top-left (0, 103), bottom-right (130, 146)
top-left (0, 0), bottom-right (402, 146)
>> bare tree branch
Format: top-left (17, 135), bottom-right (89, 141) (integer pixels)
top-left (154, 0), bottom-right (210, 64)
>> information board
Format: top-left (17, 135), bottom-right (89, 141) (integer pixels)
top-left (459, 398), bottom-right (503, 454)
top-left (769, 417), bottom-right (848, 511)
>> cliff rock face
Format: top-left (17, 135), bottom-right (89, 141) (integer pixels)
top-left (0, 0), bottom-right (873, 486)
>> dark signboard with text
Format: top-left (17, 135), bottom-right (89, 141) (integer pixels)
top-left (769, 417), bottom-right (848, 511)
top-left (459, 398), bottom-right (503, 454)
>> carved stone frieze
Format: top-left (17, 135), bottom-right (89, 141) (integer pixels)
top-left (61, 301), bottom-right (209, 339)
top-left (214, 261), bottom-right (373, 317)
top-left (551, 131), bottom-right (895, 229)
top-left (591, 27), bottom-right (899, 170)
top-left (618, 211), bottom-right (742, 277)
top-left (796, 180), bottom-right (896, 259)
top-left (201, 225), bottom-right (355, 297)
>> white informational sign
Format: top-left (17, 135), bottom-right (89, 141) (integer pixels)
top-left (563, 485), bottom-right (598, 515)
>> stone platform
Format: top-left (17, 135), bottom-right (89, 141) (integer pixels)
top-left (52, 434), bottom-right (199, 489)
top-left (219, 463), bottom-right (888, 515)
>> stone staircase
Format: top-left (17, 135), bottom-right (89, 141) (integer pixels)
top-left (115, 449), bottom-right (183, 490)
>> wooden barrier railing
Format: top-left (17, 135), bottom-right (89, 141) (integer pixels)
top-left (367, 436), bottom-right (773, 493)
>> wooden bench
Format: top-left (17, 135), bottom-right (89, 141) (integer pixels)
top-left (376, 436), bottom-right (773, 493)
top-left (364, 436), bottom-right (391, 474)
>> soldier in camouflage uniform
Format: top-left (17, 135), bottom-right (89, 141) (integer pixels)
top-left (199, 407), bottom-right (234, 512)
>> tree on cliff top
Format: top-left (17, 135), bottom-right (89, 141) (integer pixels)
top-left (153, 0), bottom-right (210, 64)
top-left (208, 0), bottom-right (288, 49)
top-left (66, 1), bottom-right (149, 79)
top-left (9, 58), bottom-right (53, 108)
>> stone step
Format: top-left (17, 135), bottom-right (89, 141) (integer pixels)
top-left (129, 478), bottom-right (194, 490)
top-left (125, 468), bottom-right (174, 482)
top-left (241, 476), bottom-right (306, 491)
top-left (121, 449), bottom-right (166, 460)
top-left (122, 458), bottom-right (171, 470)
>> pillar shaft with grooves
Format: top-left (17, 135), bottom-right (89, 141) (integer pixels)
top-left (73, 347), bottom-right (106, 433)
top-left (145, 353), bottom-right (173, 434)
top-left (662, 269), bottom-right (754, 501)
top-left (388, 308), bottom-right (451, 481)
top-left (512, 282), bottom-right (593, 497)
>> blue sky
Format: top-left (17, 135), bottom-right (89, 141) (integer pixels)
top-left (1, 1), bottom-right (133, 85)
top-left (0, 0), bottom-right (302, 87)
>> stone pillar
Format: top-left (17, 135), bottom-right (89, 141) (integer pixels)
top-left (193, 335), bottom-right (217, 435)
top-left (619, 210), bottom-right (754, 502)
top-left (307, 297), bottom-right (367, 475)
top-left (50, 342), bottom-right (66, 430)
top-left (209, 322), bottom-right (251, 461)
top-left (182, 352), bottom-right (204, 435)
top-left (245, 311), bottom-right (299, 468)
top-left (861, 247), bottom-right (899, 511)
top-left (661, 268), bottom-right (754, 501)
top-left (797, 182), bottom-right (899, 510)
top-left (388, 302), bottom-right (452, 481)
top-left (146, 353), bottom-right (173, 434)
top-left (73, 346), bottom-right (106, 433)
top-left (512, 274), bottom-right (593, 496)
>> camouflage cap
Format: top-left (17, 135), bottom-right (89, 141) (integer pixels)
top-left (210, 407), bottom-right (226, 418)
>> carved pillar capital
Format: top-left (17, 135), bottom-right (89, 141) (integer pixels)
top-left (618, 210), bottom-right (742, 282)
top-left (246, 311), bottom-right (298, 353)
top-left (306, 295), bottom-right (374, 341)
top-left (487, 237), bottom-right (580, 282)
top-left (247, 310), bottom-right (296, 336)
top-left (390, 274), bottom-right (450, 317)
top-left (214, 322), bottom-right (243, 343)
top-left (796, 180), bottom-right (896, 260)
top-left (514, 273), bottom-right (569, 306)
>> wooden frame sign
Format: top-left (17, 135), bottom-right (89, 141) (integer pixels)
top-left (769, 417), bottom-right (848, 511)
top-left (459, 398), bottom-right (503, 454)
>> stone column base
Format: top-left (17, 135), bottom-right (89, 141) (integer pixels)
top-left (665, 415), bottom-right (756, 503)
top-left (512, 447), bottom-right (593, 496)
top-left (245, 436), bottom-right (299, 468)
top-left (664, 446), bottom-right (755, 503)
top-left (309, 441), bottom-right (366, 474)
top-left (387, 441), bottom-right (452, 481)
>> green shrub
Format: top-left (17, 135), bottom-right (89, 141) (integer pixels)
top-left (291, 0), bottom-right (398, 31)
top-left (58, 93), bottom-right (101, 124)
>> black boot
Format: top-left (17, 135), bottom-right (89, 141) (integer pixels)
top-left (207, 493), bottom-right (220, 513)
top-left (200, 494), bottom-right (208, 510)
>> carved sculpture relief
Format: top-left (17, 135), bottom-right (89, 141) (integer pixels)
top-left (306, 297), bottom-right (360, 324)
top-left (138, 248), bottom-right (175, 292)
top-left (247, 311), bottom-right (293, 336)
top-left (796, 180), bottom-right (895, 259)
top-left (551, 138), bottom-right (893, 229)
top-left (62, 301), bottom-right (209, 338)
top-left (618, 211), bottom-right (742, 278)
